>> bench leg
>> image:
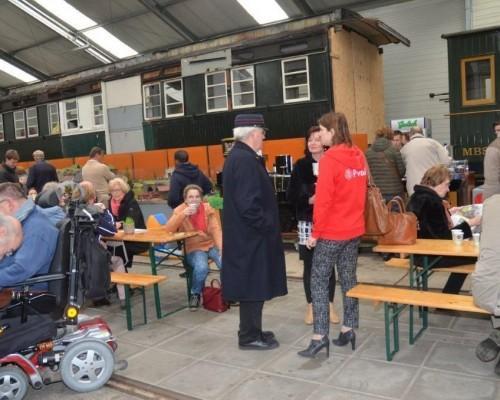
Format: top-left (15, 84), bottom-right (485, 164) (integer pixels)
top-left (124, 285), bottom-right (133, 331)
top-left (384, 302), bottom-right (404, 361)
top-left (141, 287), bottom-right (147, 325)
top-left (409, 304), bottom-right (428, 345)
top-left (149, 247), bottom-right (163, 319)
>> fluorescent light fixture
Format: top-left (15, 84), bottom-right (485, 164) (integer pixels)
top-left (237, 0), bottom-right (288, 24)
top-left (85, 48), bottom-right (112, 64)
top-left (34, 0), bottom-right (94, 30)
top-left (84, 27), bottom-right (137, 59)
top-left (0, 59), bottom-right (39, 83)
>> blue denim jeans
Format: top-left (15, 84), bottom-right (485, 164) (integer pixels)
top-left (185, 247), bottom-right (222, 295)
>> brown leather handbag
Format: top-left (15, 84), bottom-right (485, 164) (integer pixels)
top-left (364, 168), bottom-right (391, 236)
top-left (378, 197), bottom-right (417, 245)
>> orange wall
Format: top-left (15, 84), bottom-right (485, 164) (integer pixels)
top-left (132, 150), bottom-right (168, 180)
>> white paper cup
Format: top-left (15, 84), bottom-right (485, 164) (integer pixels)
top-left (312, 163), bottom-right (319, 177)
top-left (188, 203), bottom-right (199, 213)
top-left (473, 232), bottom-right (480, 246)
top-left (451, 229), bottom-right (464, 245)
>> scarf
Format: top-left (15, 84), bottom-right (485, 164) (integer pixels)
top-left (189, 203), bottom-right (207, 232)
top-left (110, 198), bottom-right (121, 218)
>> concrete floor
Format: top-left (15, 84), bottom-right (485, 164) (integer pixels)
top-left (26, 248), bottom-right (500, 400)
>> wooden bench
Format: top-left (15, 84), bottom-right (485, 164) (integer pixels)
top-left (347, 284), bottom-right (488, 361)
top-left (384, 257), bottom-right (475, 274)
top-left (111, 272), bottom-right (167, 331)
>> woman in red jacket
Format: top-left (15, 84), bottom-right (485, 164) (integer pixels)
top-left (298, 112), bottom-right (367, 358)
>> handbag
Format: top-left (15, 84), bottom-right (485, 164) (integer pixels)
top-left (364, 166), bottom-right (391, 236)
top-left (377, 197), bottom-right (418, 245)
top-left (202, 279), bottom-right (229, 313)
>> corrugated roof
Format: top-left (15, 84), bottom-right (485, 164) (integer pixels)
top-left (0, 0), bottom-right (411, 91)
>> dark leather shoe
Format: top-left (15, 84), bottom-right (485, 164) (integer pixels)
top-left (239, 338), bottom-right (279, 350)
top-left (262, 331), bottom-right (275, 341)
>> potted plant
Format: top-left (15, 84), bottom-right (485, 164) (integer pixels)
top-left (123, 217), bottom-right (135, 234)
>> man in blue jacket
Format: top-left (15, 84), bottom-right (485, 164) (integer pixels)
top-left (0, 183), bottom-right (58, 289)
top-left (167, 150), bottom-right (212, 209)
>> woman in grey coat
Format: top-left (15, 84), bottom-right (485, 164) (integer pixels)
top-left (483, 122), bottom-right (500, 200)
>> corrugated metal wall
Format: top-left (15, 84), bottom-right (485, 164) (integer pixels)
top-left (472, 0), bottom-right (500, 28)
top-left (362, 0), bottom-right (465, 144)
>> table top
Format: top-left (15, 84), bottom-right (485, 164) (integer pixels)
top-left (373, 239), bottom-right (479, 257)
top-left (106, 229), bottom-right (198, 244)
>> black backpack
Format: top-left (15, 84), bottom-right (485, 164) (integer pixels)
top-left (78, 225), bottom-right (111, 300)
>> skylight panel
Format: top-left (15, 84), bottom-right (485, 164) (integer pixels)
top-left (84, 27), bottom-right (138, 59)
top-left (34, 0), bottom-right (95, 30)
top-left (237, 0), bottom-right (288, 24)
top-left (0, 59), bottom-right (39, 83)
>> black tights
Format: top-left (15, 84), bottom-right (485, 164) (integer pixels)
top-left (299, 245), bottom-right (335, 304)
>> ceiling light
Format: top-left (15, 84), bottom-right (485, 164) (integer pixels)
top-left (84, 27), bottom-right (137, 59)
top-left (0, 59), bottom-right (39, 83)
top-left (33, 0), bottom-right (94, 30)
top-left (237, 0), bottom-right (288, 24)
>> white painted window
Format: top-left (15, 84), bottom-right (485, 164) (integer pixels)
top-left (231, 66), bottom-right (255, 109)
top-left (48, 103), bottom-right (60, 134)
top-left (64, 99), bottom-right (79, 130)
top-left (92, 94), bottom-right (104, 126)
top-left (205, 71), bottom-right (228, 112)
top-left (14, 110), bottom-right (26, 139)
top-left (164, 79), bottom-right (184, 117)
top-left (143, 83), bottom-right (162, 120)
top-left (26, 107), bottom-right (39, 137)
top-left (282, 57), bottom-right (310, 103)
top-left (0, 115), bottom-right (4, 142)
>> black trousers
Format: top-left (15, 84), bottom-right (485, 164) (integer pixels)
top-left (416, 255), bottom-right (477, 294)
top-left (300, 245), bottom-right (335, 304)
top-left (238, 301), bottom-right (264, 344)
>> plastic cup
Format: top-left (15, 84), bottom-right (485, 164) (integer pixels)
top-left (451, 229), bottom-right (464, 245)
top-left (473, 232), bottom-right (480, 246)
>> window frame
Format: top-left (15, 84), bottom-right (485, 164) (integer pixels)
top-left (64, 99), bottom-right (80, 130)
top-left (163, 79), bottom-right (184, 118)
top-left (14, 110), bottom-right (26, 139)
top-left (48, 102), bottom-right (60, 135)
top-left (26, 106), bottom-right (39, 138)
top-left (143, 82), bottom-right (162, 120)
top-left (281, 56), bottom-right (310, 104)
top-left (0, 114), bottom-right (4, 142)
top-left (231, 65), bottom-right (256, 109)
top-left (460, 55), bottom-right (496, 107)
top-left (92, 93), bottom-right (104, 127)
top-left (205, 71), bottom-right (228, 113)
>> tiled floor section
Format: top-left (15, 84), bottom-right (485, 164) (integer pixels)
top-left (25, 250), bottom-right (500, 399)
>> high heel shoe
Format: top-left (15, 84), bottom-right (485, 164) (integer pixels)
top-left (297, 336), bottom-right (329, 358)
top-left (332, 329), bottom-right (356, 350)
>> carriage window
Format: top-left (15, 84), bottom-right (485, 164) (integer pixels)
top-left (14, 110), bottom-right (26, 139)
top-left (461, 55), bottom-right (495, 106)
top-left (0, 114), bottom-right (4, 142)
top-left (26, 107), bottom-right (39, 137)
top-left (48, 103), bottom-right (60, 134)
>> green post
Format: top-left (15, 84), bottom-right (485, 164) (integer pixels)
top-left (149, 246), bottom-right (163, 319)
top-left (125, 285), bottom-right (133, 331)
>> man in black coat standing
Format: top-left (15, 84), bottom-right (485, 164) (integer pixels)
top-left (0, 149), bottom-right (19, 184)
top-left (26, 150), bottom-right (58, 193)
top-left (222, 114), bottom-right (287, 351)
top-left (167, 150), bottom-right (212, 209)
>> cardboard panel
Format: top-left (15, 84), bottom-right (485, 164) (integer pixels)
top-left (102, 153), bottom-right (133, 177)
top-left (166, 146), bottom-right (210, 177)
top-left (132, 149), bottom-right (168, 180)
top-left (352, 133), bottom-right (368, 152)
top-left (49, 158), bottom-right (75, 170)
top-left (263, 138), bottom-right (306, 171)
top-left (74, 156), bottom-right (88, 168)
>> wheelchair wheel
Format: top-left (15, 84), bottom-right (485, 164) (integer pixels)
top-left (0, 365), bottom-right (28, 400)
top-left (60, 339), bottom-right (114, 393)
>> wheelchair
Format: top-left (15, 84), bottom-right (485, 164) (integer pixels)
top-left (0, 201), bottom-right (126, 399)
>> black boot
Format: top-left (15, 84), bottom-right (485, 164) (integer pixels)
top-left (297, 336), bottom-right (329, 358)
top-left (332, 329), bottom-right (356, 350)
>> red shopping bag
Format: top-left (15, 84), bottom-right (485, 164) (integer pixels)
top-left (202, 279), bottom-right (229, 313)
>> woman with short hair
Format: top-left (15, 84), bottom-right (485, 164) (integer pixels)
top-left (407, 165), bottom-right (481, 293)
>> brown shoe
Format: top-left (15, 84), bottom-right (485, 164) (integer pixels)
top-left (329, 303), bottom-right (340, 324)
top-left (304, 303), bottom-right (313, 325)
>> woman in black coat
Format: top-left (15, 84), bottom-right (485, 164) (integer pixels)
top-left (108, 177), bottom-right (148, 269)
top-left (287, 126), bottom-right (338, 325)
top-left (407, 165), bottom-right (481, 293)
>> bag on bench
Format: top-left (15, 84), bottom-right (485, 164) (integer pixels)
top-left (378, 197), bottom-right (417, 245)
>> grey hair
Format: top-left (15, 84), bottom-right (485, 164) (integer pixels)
top-left (233, 126), bottom-right (261, 141)
top-left (33, 150), bottom-right (44, 161)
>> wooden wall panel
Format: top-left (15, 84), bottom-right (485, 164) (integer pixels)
top-left (50, 158), bottom-right (74, 170)
top-left (262, 138), bottom-right (306, 171)
top-left (207, 144), bottom-right (225, 179)
top-left (166, 146), bottom-right (210, 177)
top-left (102, 153), bottom-right (133, 176)
top-left (132, 150), bottom-right (168, 180)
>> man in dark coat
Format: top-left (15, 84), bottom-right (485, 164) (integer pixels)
top-left (167, 150), bottom-right (212, 209)
top-left (26, 150), bottom-right (58, 193)
top-left (0, 149), bottom-right (19, 184)
top-left (222, 113), bottom-right (287, 351)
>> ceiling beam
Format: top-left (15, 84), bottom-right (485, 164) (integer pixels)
top-left (0, 49), bottom-right (49, 80)
top-left (139, 0), bottom-right (198, 42)
top-left (290, 0), bottom-right (315, 16)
